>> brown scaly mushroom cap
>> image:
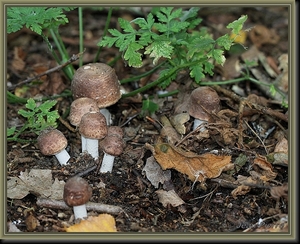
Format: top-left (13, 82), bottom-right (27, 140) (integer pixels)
top-left (71, 63), bottom-right (121, 109)
top-left (68, 97), bottom-right (99, 127)
top-left (63, 176), bottom-right (92, 207)
top-left (78, 111), bottom-right (108, 139)
top-left (107, 126), bottom-right (124, 138)
top-left (100, 126), bottom-right (124, 156)
top-left (37, 128), bottom-right (68, 156)
top-left (187, 86), bottom-right (221, 122)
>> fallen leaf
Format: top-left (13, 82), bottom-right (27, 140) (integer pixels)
top-left (65, 214), bottom-right (117, 232)
top-left (146, 143), bottom-right (233, 183)
top-left (253, 156), bottom-right (277, 181)
top-left (7, 169), bottom-right (65, 200)
top-left (249, 24), bottom-right (280, 48)
top-left (155, 189), bottom-right (185, 207)
top-left (169, 113), bottom-right (190, 135)
top-left (142, 156), bottom-right (171, 188)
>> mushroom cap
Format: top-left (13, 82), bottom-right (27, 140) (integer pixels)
top-left (187, 87), bottom-right (221, 122)
top-left (107, 126), bottom-right (124, 138)
top-left (68, 97), bottom-right (99, 127)
top-left (78, 111), bottom-right (108, 139)
top-left (100, 134), bottom-right (125, 156)
top-left (37, 128), bottom-right (68, 156)
top-left (71, 63), bottom-right (121, 108)
top-left (63, 176), bottom-right (92, 207)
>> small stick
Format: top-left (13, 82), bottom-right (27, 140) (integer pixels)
top-left (8, 50), bottom-right (85, 91)
top-left (36, 197), bottom-right (124, 215)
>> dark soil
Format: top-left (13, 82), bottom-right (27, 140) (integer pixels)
top-left (5, 6), bottom-right (290, 238)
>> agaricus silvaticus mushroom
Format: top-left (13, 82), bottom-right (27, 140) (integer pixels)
top-left (71, 63), bottom-right (122, 125)
top-left (187, 86), bottom-right (221, 131)
top-left (68, 97), bottom-right (99, 153)
top-left (99, 126), bottom-right (125, 173)
top-left (78, 111), bottom-right (108, 159)
top-left (63, 176), bottom-right (92, 220)
top-left (37, 128), bottom-right (70, 165)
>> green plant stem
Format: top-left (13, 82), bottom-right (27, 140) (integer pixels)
top-left (94, 7), bottom-right (113, 62)
top-left (120, 61), bottom-right (166, 84)
top-left (7, 90), bottom-right (72, 104)
top-left (49, 29), bottom-right (74, 80)
top-left (121, 60), bottom-right (200, 98)
top-left (78, 7), bottom-right (84, 67)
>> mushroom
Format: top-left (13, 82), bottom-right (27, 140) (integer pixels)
top-left (63, 176), bottom-right (93, 220)
top-left (37, 128), bottom-right (70, 165)
top-left (68, 97), bottom-right (99, 152)
top-left (99, 126), bottom-right (125, 173)
top-left (78, 111), bottom-right (108, 159)
top-left (187, 86), bottom-right (221, 131)
top-left (71, 63), bottom-right (122, 125)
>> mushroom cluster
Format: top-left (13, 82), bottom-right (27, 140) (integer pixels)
top-left (68, 97), bottom-right (99, 153)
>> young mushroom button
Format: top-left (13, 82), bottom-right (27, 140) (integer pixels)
top-left (78, 111), bottom-right (108, 159)
top-left (71, 63), bottom-right (122, 125)
top-left (63, 176), bottom-right (92, 220)
top-left (37, 128), bottom-right (71, 165)
top-left (187, 86), bottom-right (221, 131)
top-left (99, 126), bottom-right (125, 173)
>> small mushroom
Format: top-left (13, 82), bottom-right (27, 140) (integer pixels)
top-left (63, 176), bottom-right (93, 220)
top-left (187, 86), bottom-right (221, 131)
top-left (68, 97), bottom-right (99, 152)
top-left (71, 63), bottom-right (122, 125)
top-left (78, 111), bottom-right (108, 159)
top-left (37, 128), bottom-right (70, 165)
top-left (99, 126), bottom-right (125, 173)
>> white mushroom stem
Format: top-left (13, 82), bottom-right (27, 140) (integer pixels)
top-left (193, 119), bottom-right (207, 132)
top-left (81, 136), bottom-right (87, 153)
top-left (54, 149), bottom-right (71, 165)
top-left (84, 138), bottom-right (99, 159)
top-left (100, 108), bottom-right (112, 125)
top-left (73, 204), bottom-right (88, 220)
top-left (100, 153), bottom-right (115, 173)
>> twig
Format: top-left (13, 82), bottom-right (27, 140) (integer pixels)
top-left (36, 197), bottom-right (124, 215)
top-left (243, 119), bottom-right (268, 154)
top-left (8, 50), bottom-right (85, 91)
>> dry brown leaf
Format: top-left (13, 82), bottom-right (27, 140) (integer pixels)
top-left (65, 214), bottom-right (117, 232)
top-left (253, 156), bottom-right (277, 181)
top-left (142, 156), bottom-right (171, 188)
top-left (249, 24), bottom-right (280, 48)
top-left (231, 185), bottom-right (251, 199)
top-left (169, 113), bottom-right (190, 135)
top-left (146, 143), bottom-right (233, 183)
top-left (155, 189), bottom-right (185, 207)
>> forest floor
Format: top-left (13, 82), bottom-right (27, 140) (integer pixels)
top-left (5, 5), bottom-right (291, 240)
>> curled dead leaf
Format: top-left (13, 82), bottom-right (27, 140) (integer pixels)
top-left (146, 143), bottom-right (233, 183)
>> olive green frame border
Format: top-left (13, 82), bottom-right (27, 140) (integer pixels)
top-left (1, 0), bottom-right (297, 241)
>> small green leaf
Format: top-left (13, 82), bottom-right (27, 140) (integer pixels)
top-left (227, 15), bottom-right (248, 35)
top-left (18, 109), bottom-right (35, 118)
top-left (25, 98), bottom-right (37, 110)
top-left (119, 18), bottom-right (136, 33)
top-left (142, 98), bottom-right (159, 115)
top-left (216, 34), bottom-right (233, 50)
top-left (124, 42), bottom-right (143, 68)
top-left (38, 100), bottom-right (57, 113)
top-left (145, 41), bottom-right (173, 65)
top-left (7, 127), bottom-right (16, 137)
